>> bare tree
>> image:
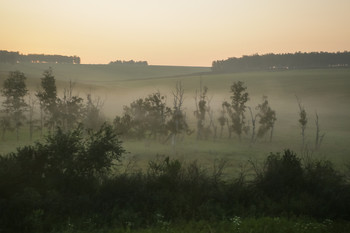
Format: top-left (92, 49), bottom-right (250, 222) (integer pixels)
top-left (194, 78), bottom-right (208, 140)
top-left (206, 96), bottom-right (217, 141)
top-left (167, 81), bottom-right (190, 146)
top-left (27, 94), bottom-right (39, 141)
top-left (296, 96), bottom-right (307, 149)
top-left (315, 112), bottom-right (325, 150)
top-left (84, 93), bottom-right (105, 131)
top-left (217, 105), bottom-right (227, 139)
top-left (247, 106), bottom-right (258, 144)
top-left (58, 81), bottom-right (84, 132)
top-left (0, 114), bottom-right (13, 141)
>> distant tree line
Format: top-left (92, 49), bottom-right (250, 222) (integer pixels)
top-left (0, 50), bottom-right (80, 64)
top-left (212, 51), bottom-right (350, 73)
top-left (109, 59), bottom-right (148, 66)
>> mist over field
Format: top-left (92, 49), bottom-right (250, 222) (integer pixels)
top-left (1, 62), bottom-right (350, 166)
top-left (1, 0), bottom-right (350, 230)
top-left (1, 54), bottom-right (350, 233)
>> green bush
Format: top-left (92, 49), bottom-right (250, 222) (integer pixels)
top-left (1, 134), bottom-right (350, 233)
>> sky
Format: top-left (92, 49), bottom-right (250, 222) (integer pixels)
top-left (1, 0), bottom-right (350, 66)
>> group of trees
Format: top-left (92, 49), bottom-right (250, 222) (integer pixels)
top-left (0, 67), bottom-right (325, 151)
top-left (0, 68), bottom-right (104, 141)
top-left (221, 81), bottom-right (276, 143)
top-left (113, 80), bottom-right (277, 144)
top-left (296, 96), bottom-right (325, 151)
top-left (112, 79), bottom-right (327, 151)
top-left (109, 59), bottom-right (148, 66)
top-left (113, 82), bottom-right (191, 145)
top-left (212, 51), bottom-right (350, 73)
top-left (0, 50), bottom-right (81, 64)
top-left (1, 67), bottom-right (324, 151)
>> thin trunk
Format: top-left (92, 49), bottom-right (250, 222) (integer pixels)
top-left (248, 107), bottom-right (256, 144)
top-left (40, 104), bottom-right (43, 137)
top-left (16, 125), bottom-right (19, 141)
top-left (301, 127), bottom-right (305, 148)
top-left (226, 118), bottom-right (231, 139)
top-left (1, 129), bottom-right (5, 141)
top-left (29, 111), bottom-right (33, 141)
top-left (213, 126), bottom-right (217, 142)
top-left (269, 125), bottom-right (274, 142)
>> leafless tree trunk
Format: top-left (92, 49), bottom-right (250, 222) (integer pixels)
top-left (248, 106), bottom-right (257, 144)
top-left (27, 94), bottom-right (37, 141)
top-left (171, 81), bottom-right (185, 146)
top-left (206, 96), bottom-right (218, 141)
top-left (270, 125), bottom-right (274, 142)
top-left (315, 112), bottom-right (325, 150)
top-left (296, 95), bottom-right (307, 149)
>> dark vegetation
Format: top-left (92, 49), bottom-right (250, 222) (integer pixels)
top-left (0, 66), bottom-right (348, 232)
top-left (0, 125), bottom-right (349, 232)
top-left (0, 50), bottom-right (80, 64)
top-left (1, 68), bottom-right (105, 141)
top-left (212, 51), bottom-right (350, 73)
top-left (109, 60), bottom-right (148, 66)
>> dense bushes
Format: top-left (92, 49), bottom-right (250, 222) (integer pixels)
top-left (0, 127), bottom-right (349, 232)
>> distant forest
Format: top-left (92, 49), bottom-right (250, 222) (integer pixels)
top-left (109, 59), bottom-right (148, 66)
top-left (0, 50), bottom-right (80, 64)
top-left (212, 51), bottom-right (350, 73)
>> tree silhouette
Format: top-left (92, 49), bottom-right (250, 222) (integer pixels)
top-left (256, 96), bottom-right (277, 142)
top-left (36, 68), bottom-right (58, 132)
top-left (223, 81), bottom-right (249, 140)
top-left (296, 96), bottom-right (307, 149)
top-left (194, 79), bottom-right (209, 140)
top-left (1, 71), bottom-right (28, 141)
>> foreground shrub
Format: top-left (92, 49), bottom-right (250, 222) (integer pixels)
top-left (1, 137), bottom-right (350, 233)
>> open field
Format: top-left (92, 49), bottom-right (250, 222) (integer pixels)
top-left (0, 64), bottom-right (350, 171)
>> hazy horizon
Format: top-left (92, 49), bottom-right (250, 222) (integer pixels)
top-left (1, 0), bottom-right (350, 66)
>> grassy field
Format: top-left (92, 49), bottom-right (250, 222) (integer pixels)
top-left (0, 63), bottom-right (350, 172)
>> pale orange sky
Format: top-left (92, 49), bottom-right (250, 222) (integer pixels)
top-left (1, 0), bottom-right (349, 66)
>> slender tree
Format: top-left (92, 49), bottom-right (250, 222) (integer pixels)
top-left (256, 96), bottom-right (277, 142)
top-left (0, 114), bottom-right (13, 140)
top-left (223, 81), bottom-right (249, 141)
top-left (296, 96), bottom-right (307, 149)
top-left (57, 81), bottom-right (84, 131)
top-left (247, 106), bottom-right (258, 143)
top-left (315, 112), bottom-right (325, 150)
top-left (194, 78), bottom-right (208, 140)
top-left (83, 93), bottom-right (105, 131)
top-left (27, 94), bottom-right (39, 141)
top-left (206, 96), bottom-right (217, 141)
top-left (36, 67), bottom-right (58, 131)
top-left (167, 82), bottom-right (191, 146)
top-left (1, 70), bottom-right (28, 141)
top-left (217, 105), bottom-right (227, 138)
